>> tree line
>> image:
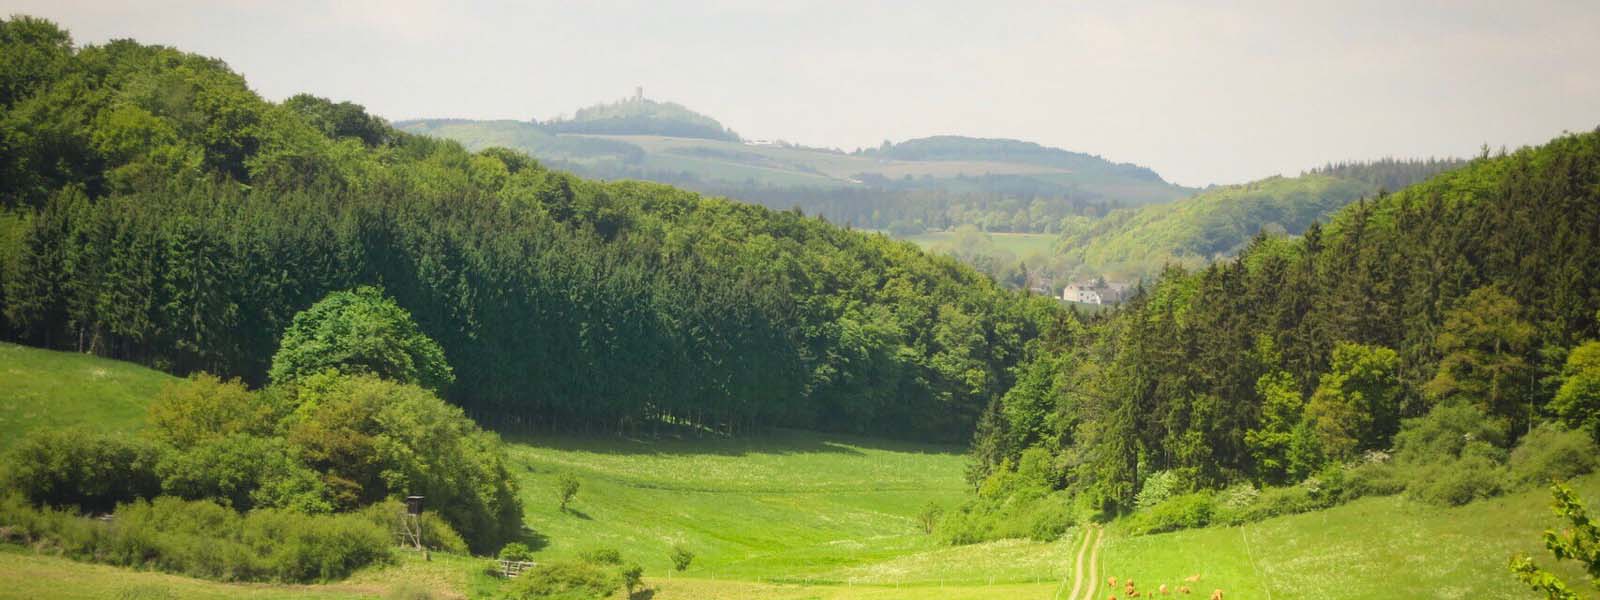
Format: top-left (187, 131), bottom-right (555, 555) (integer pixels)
top-left (0, 16), bottom-right (1057, 442)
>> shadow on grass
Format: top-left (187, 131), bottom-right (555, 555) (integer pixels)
top-left (518, 529), bottom-right (550, 552)
top-left (498, 426), bottom-right (964, 459)
top-left (629, 588), bottom-right (655, 600)
top-left (561, 507), bottom-right (593, 520)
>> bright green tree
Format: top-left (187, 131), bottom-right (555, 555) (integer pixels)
top-left (1426, 287), bottom-right (1536, 429)
top-left (268, 286), bottom-right (453, 392)
top-left (1299, 342), bottom-right (1403, 464)
top-left (1509, 483), bottom-right (1600, 599)
top-left (1552, 341), bottom-right (1600, 443)
top-left (558, 472), bottom-right (580, 512)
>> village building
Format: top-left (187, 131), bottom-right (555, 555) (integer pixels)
top-left (1062, 279), bottom-right (1133, 305)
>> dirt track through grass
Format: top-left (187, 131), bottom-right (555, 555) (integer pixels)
top-left (1081, 526), bottom-right (1102, 600)
top-left (1059, 525), bottom-right (1103, 600)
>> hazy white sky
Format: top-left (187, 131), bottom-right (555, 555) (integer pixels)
top-left (6, 1), bottom-right (1599, 186)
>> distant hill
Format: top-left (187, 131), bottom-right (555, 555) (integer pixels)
top-left (858, 136), bottom-right (1169, 185)
top-left (542, 96), bottom-right (740, 141)
top-left (396, 106), bottom-right (1194, 234)
top-left (1055, 158), bottom-right (1467, 280)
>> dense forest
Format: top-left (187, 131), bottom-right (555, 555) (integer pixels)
top-left (0, 16), bottom-right (1062, 442)
top-left (966, 128), bottom-right (1600, 518)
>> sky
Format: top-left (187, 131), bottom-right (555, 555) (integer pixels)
top-left (6, 0), bottom-right (1599, 187)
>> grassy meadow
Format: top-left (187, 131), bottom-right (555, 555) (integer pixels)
top-left (900, 230), bottom-right (1058, 258)
top-left (0, 342), bottom-right (174, 449)
top-left (0, 343), bottom-right (1591, 599)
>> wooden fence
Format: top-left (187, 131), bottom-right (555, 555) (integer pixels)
top-left (499, 559), bottom-right (537, 578)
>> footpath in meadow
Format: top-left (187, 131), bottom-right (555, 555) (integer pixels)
top-left (1059, 525), bottom-right (1103, 600)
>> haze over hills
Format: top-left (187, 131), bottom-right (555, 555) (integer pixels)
top-left (396, 94), bottom-right (1197, 238)
top-left (400, 97), bottom-right (1477, 291)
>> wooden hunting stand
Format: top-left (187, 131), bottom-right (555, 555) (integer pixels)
top-left (400, 495), bottom-right (428, 560)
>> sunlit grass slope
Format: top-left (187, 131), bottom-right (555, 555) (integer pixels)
top-left (1100, 474), bottom-right (1600, 600)
top-left (500, 431), bottom-right (982, 581)
top-left (0, 342), bottom-right (176, 449)
top-left (0, 547), bottom-right (486, 600)
top-left (901, 231), bottom-right (1058, 259)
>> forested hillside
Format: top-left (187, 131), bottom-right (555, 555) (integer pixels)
top-left (968, 128), bottom-right (1600, 516)
top-left (1054, 159), bottom-right (1465, 281)
top-left (0, 16), bottom-right (1062, 441)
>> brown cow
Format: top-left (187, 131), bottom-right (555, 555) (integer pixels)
top-left (1159, 583), bottom-right (1169, 595)
top-left (1184, 574), bottom-right (1202, 583)
top-left (1178, 585), bottom-right (1191, 594)
top-left (1109, 576), bottom-right (1118, 586)
top-left (1209, 590), bottom-right (1224, 600)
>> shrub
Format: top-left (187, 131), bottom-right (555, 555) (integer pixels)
top-left (1338, 459), bottom-right (1406, 502)
top-left (359, 500), bottom-right (468, 555)
top-left (1, 428), bottom-right (163, 512)
top-left (578, 547), bottom-right (622, 565)
top-left (1129, 492), bottom-right (1214, 535)
top-left (1210, 483), bottom-right (1260, 526)
top-left (1404, 454), bottom-right (1507, 507)
top-left (282, 373), bottom-right (523, 553)
top-left (1508, 423), bottom-right (1599, 487)
top-left (499, 541), bottom-right (535, 562)
top-left (934, 489), bottom-right (1072, 545)
top-left (498, 560), bottom-right (620, 600)
top-left (1023, 497), bottom-right (1074, 541)
top-left (0, 495), bottom-right (392, 583)
top-left (620, 562), bottom-right (644, 596)
top-left (146, 374), bottom-right (281, 448)
top-left (1236, 483), bottom-right (1323, 523)
top-left (916, 501), bottom-right (944, 534)
top-left (557, 473), bottom-right (579, 511)
top-left (157, 434), bottom-right (331, 513)
top-left (669, 543), bottom-right (694, 572)
top-left (1135, 470), bottom-right (1190, 511)
top-left (1394, 401), bottom-right (1509, 466)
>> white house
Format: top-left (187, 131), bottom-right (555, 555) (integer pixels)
top-left (1062, 280), bottom-right (1133, 305)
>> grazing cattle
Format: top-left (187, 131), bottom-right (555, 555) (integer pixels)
top-left (1109, 576), bottom-right (1118, 586)
top-left (1184, 574), bottom-right (1202, 583)
top-left (1159, 583), bottom-right (1169, 595)
top-left (1178, 585), bottom-right (1191, 594)
top-left (1209, 589), bottom-right (1224, 600)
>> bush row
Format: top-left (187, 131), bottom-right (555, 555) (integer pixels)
top-left (1125, 406), bottom-right (1600, 536)
top-left (0, 372), bottom-right (524, 554)
top-left (0, 495), bottom-right (392, 583)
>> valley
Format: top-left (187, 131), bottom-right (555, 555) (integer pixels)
top-left (2, 342), bottom-right (1594, 599)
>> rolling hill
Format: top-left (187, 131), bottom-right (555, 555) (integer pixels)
top-left (1053, 158), bottom-right (1466, 281)
top-left (395, 104), bottom-right (1195, 234)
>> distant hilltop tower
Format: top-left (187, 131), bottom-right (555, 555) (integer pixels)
top-left (635, 86), bottom-right (643, 101)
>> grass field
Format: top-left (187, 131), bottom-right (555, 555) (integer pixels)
top-left (900, 231), bottom-right (1058, 258)
top-left (0, 342), bottom-right (175, 449)
top-left (0, 344), bottom-right (1593, 599)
